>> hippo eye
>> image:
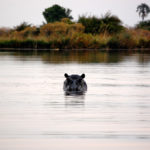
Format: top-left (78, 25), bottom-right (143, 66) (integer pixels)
top-left (67, 78), bottom-right (73, 84)
top-left (77, 78), bottom-right (82, 83)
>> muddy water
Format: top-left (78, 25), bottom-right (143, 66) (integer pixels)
top-left (0, 51), bottom-right (150, 150)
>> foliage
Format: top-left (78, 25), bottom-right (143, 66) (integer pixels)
top-left (135, 20), bottom-right (150, 31)
top-left (138, 39), bottom-right (150, 48)
top-left (78, 13), bottom-right (124, 34)
top-left (40, 22), bottom-right (84, 37)
top-left (14, 22), bottom-right (31, 31)
top-left (43, 4), bottom-right (73, 23)
top-left (137, 3), bottom-right (150, 21)
top-left (61, 18), bottom-right (73, 24)
top-left (1, 20), bottom-right (150, 50)
top-left (10, 26), bottom-right (40, 40)
top-left (0, 39), bottom-right (52, 49)
top-left (0, 28), bottom-right (11, 37)
top-left (78, 15), bottom-right (101, 34)
top-left (99, 13), bottom-right (124, 34)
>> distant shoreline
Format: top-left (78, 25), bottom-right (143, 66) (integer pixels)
top-left (0, 48), bottom-right (150, 52)
top-left (1, 21), bottom-right (150, 51)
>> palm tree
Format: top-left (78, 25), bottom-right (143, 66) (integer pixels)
top-left (137, 3), bottom-right (150, 21)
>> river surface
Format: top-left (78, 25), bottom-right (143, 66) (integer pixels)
top-left (0, 50), bottom-right (150, 150)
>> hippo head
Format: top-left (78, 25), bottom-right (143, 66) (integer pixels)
top-left (63, 73), bottom-right (87, 94)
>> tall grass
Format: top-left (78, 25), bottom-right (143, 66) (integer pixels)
top-left (0, 19), bottom-right (150, 50)
top-left (40, 22), bottom-right (84, 37)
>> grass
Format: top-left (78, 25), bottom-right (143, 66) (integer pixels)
top-left (0, 19), bottom-right (150, 50)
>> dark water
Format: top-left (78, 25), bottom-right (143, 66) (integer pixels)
top-left (0, 50), bottom-right (150, 150)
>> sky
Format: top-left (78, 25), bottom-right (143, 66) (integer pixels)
top-left (0, 0), bottom-right (150, 28)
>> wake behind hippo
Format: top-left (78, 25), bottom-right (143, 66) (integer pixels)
top-left (63, 73), bottom-right (87, 95)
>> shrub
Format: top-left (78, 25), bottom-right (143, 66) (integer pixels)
top-left (78, 13), bottom-right (124, 35)
top-left (0, 28), bottom-right (11, 37)
top-left (20, 26), bottom-right (40, 37)
top-left (135, 20), bottom-right (150, 31)
top-left (128, 29), bottom-right (150, 42)
top-left (40, 22), bottom-right (84, 37)
top-left (14, 22), bottom-right (31, 31)
top-left (40, 22), bottom-right (69, 37)
top-left (138, 39), bottom-right (150, 48)
top-left (78, 15), bottom-right (101, 34)
top-left (107, 36), bottom-right (120, 49)
top-left (99, 13), bottom-right (124, 34)
top-left (61, 18), bottom-right (73, 24)
top-left (107, 31), bottom-right (137, 49)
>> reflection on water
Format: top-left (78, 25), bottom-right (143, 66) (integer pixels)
top-left (0, 50), bottom-right (150, 150)
top-left (65, 94), bottom-right (85, 107)
top-left (1, 50), bottom-right (150, 64)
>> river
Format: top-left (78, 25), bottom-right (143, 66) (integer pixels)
top-left (0, 50), bottom-right (150, 150)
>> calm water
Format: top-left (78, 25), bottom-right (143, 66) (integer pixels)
top-left (0, 50), bottom-right (150, 150)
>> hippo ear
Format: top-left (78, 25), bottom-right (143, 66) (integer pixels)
top-left (64, 73), bottom-right (69, 78)
top-left (81, 74), bottom-right (85, 79)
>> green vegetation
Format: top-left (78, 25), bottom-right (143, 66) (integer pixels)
top-left (14, 22), bottom-right (32, 31)
top-left (0, 23), bottom-right (150, 50)
top-left (136, 20), bottom-right (150, 31)
top-left (0, 4), bottom-right (150, 50)
top-left (78, 13), bottom-right (124, 34)
top-left (43, 4), bottom-right (73, 23)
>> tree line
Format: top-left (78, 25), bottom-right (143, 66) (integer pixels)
top-left (41, 3), bottom-right (150, 33)
top-left (0, 3), bottom-right (150, 50)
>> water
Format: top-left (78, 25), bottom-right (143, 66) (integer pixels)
top-left (0, 50), bottom-right (150, 150)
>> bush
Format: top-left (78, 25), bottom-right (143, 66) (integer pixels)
top-left (14, 22), bottom-right (31, 31)
top-left (107, 31), bottom-right (137, 49)
top-left (135, 20), bottom-right (150, 31)
top-left (16, 27), bottom-right (40, 38)
top-left (78, 13), bottom-right (124, 35)
top-left (78, 15), bottom-right (101, 34)
top-left (107, 37), bottom-right (120, 49)
top-left (138, 39), bottom-right (150, 48)
top-left (0, 28), bottom-right (11, 37)
top-left (99, 13), bottom-right (124, 34)
top-left (61, 18), bottom-right (73, 24)
top-left (40, 22), bottom-right (84, 37)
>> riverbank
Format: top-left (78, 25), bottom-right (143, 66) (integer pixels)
top-left (0, 38), bottom-right (150, 51)
top-left (0, 22), bottom-right (150, 50)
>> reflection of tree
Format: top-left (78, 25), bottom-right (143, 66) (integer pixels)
top-left (40, 51), bottom-right (124, 63)
top-left (137, 53), bottom-right (150, 63)
top-left (1, 51), bottom-right (150, 64)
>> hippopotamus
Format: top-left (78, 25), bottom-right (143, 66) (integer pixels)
top-left (63, 73), bottom-right (87, 95)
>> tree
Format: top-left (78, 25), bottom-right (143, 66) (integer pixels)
top-left (43, 4), bottom-right (73, 23)
top-left (137, 3), bottom-right (150, 21)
